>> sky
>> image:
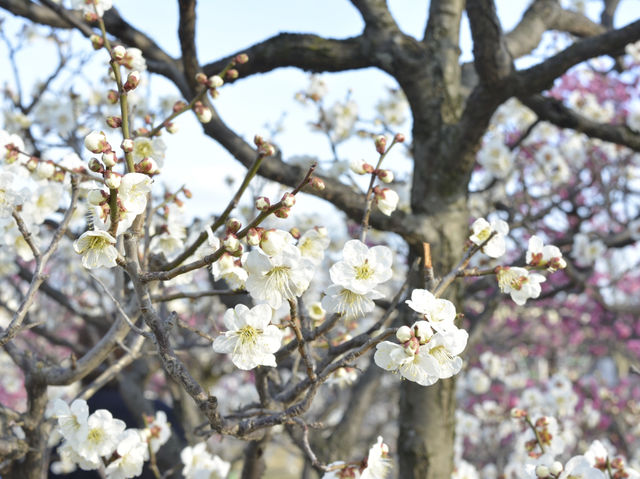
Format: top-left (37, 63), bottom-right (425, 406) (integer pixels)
top-left (1, 0), bottom-right (639, 220)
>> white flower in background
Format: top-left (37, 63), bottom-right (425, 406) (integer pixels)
top-left (71, 0), bottom-right (113, 16)
top-left (376, 88), bottom-right (409, 126)
top-left (20, 182), bottom-right (64, 225)
top-left (321, 283), bottom-right (384, 319)
top-left (0, 171), bottom-right (25, 217)
top-left (244, 244), bottom-right (314, 309)
top-left (535, 144), bottom-right (570, 186)
top-left (627, 99), bottom-right (640, 133)
top-left (181, 442), bottom-right (230, 479)
top-left (132, 137), bottom-right (166, 166)
top-left (118, 173), bottom-right (152, 215)
top-left (305, 75), bottom-right (328, 102)
top-left (143, 410), bottom-right (171, 454)
top-left (361, 436), bottom-right (392, 479)
top-left (75, 409), bottom-right (126, 465)
top-left (559, 455), bottom-right (606, 479)
top-left (104, 429), bottom-right (146, 479)
top-left (297, 228), bottom-right (330, 264)
top-left (452, 460), bottom-right (480, 479)
top-left (571, 233), bottom-right (606, 267)
top-left (73, 230), bottom-right (119, 269)
top-left (469, 217), bottom-right (509, 258)
top-left (626, 40), bottom-right (640, 63)
top-left (212, 303), bottom-right (282, 370)
top-left (526, 235), bottom-right (566, 271)
top-left (149, 206), bottom-right (187, 259)
top-left (212, 253), bottom-right (248, 290)
top-left (1, 128), bottom-right (26, 163)
top-left (326, 99), bottom-right (358, 142)
top-left (375, 188), bottom-right (399, 216)
top-left (330, 240), bottom-right (392, 295)
top-left (405, 289), bottom-right (457, 333)
top-left (496, 267), bottom-right (545, 305)
top-left (477, 135), bottom-right (513, 179)
top-left (465, 367), bottom-right (491, 395)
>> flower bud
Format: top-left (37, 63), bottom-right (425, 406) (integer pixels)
top-left (102, 151), bottom-right (117, 168)
top-left (208, 75), bottom-right (224, 88)
top-left (223, 234), bottom-right (240, 252)
top-left (88, 188), bottom-right (109, 206)
top-left (106, 116), bottom-right (122, 128)
top-left (83, 11), bottom-right (99, 22)
top-left (135, 157), bottom-right (159, 175)
top-left (375, 135), bottom-right (387, 154)
top-left (396, 325), bottom-right (412, 343)
top-left (255, 196), bottom-right (270, 211)
top-left (549, 462), bottom-right (563, 475)
top-left (259, 142), bottom-right (276, 157)
top-left (226, 218), bottom-right (242, 234)
top-left (194, 101), bottom-right (212, 123)
top-left (413, 320), bottom-right (432, 343)
top-left (510, 408), bottom-right (527, 419)
top-left (247, 228), bottom-right (261, 246)
top-left (394, 133), bottom-right (405, 143)
top-left (112, 45), bottom-right (126, 61)
top-left (84, 130), bottom-right (109, 154)
top-left (375, 187), bottom-right (399, 216)
top-left (90, 34), bottom-right (104, 50)
top-left (195, 72), bottom-right (208, 85)
top-left (225, 69), bottom-right (239, 80)
top-left (235, 53), bottom-right (249, 64)
top-left (349, 158), bottom-right (368, 175)
top-left (25, 156), bottom-right (38, 172)
top-left (310, 177), bottom-right (325, 191)
top-left (104, 171), bottom-right (121, 189)
top-left (107, 90), bottom-right (119, 104)
top-left (88, 157), bottom-right (105, 173)
top-left (209, 88), bottom-right (220, 100)
top-left (535, 465), bottom-right (549, 478)
top-left (52, 169), bottom-right (66, 182)
top-left (282, 192), bottom-right (295, 208)
top-left (378, 169), bottom-right (394, 183)
top-left (165, 121), bottom-right (178, 134)
top-left (173, 100), bottom-right (187, 113)
top-left (274, 207), bottom-right (290, 218)
top-left (253, 135), bottom-right (264, 147)
top-left (123, 70), bottom-right (140, 91)
top-left (403, 336), bottom-right (420, 355)
top-left (36, 161), bottom-right (55, 179)
top-left (183, 188), bottom-right (192, 199)
top-left (121, 138), bottom-right (134, 153)
top-left (289, 227), bottom-right (301, 239)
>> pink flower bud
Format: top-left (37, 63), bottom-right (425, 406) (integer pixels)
top-left (207, 75), bottom-right (224, 88)
top-left (165, 121), bottom-right (178, 134)
top-left (255, 196), bottom-right (270, 211)
top-left (107, 90), bottom-right (119, 104)
top-left (88, 189), bottom-right (109, 206)
top-left (235, 53), bottom-right (249, 64)
top-left (510, 408), bottom-right (527, 418)
top-left (253, 135), bottom-right (264, 147)
top-left (394, 133), bottom-right (405, 143)
top-left (274, 207), bottom-right (290, 218)
top-left (374, 187), bottom-right (399, 216)
top-left (83, 11), bottom-right (99, 23)
top-left (310, 177), bottom-right (325, 191)
top-left (121, 138), bottom-right (134, 153)
top-left (88, 157), bottom-right (104, 173)
top-left (226, 218), bottom-right (242, 234)
top-left (195, 72), bottom-right (208, 84)
top-left (247, 228), bottom-right (261, 246)
top-left (194, 101), bottom-right (212, 123)
top-left (135, 157), bottom-right (159, 175)
top-left (112, 45), bottom-right (126, 61)
top-left (104, 171), bottom-right (122, 189)
top-left (52, 169), bottom-right (65, 182)
top-left (183, 188), bottom-right (192, 199)
top-left (225, 69), bottom-right (239, 80)
top-left (84, 130), bottom-right (110, 154)
top-left (106, 116), bottom-right (122, 128)
top-left (259, 143), bottom-right (276, 157)
top-left (90, 34), bottom-right (104, 50)
top-left (289, 227), bottom-right (301, 239)
top-left (375, 135), bottom-right (387, 154)
top-left (123, 71), bottom-right (140, 91)
top-left (102, 151), bottom-right (117, 168)
top-left (349, 158), bottom-right (368, 175)
top-left (173, 101), bottom-right (187, 113)
top-left (282, 192), bottom-right (295, 207)
top-left (378, 169), bottom-right (394, 183)
top-left (209, 88), bottom-right (220, 100)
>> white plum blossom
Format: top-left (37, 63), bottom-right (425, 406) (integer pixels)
top-left (132, 136), bottom-right (166, 166)
top-left (496, 267), bottom-right (545, 305)
top-left (361, 436), bottom-right (392, 479)
top-left (326, 99), bottom-right (358, 142)
top-left (143, 410), bottom-right (171, 454)
top-left (477, 135), bottom-right (513, 179)
top-left (374, 188), bottom-right (399, 216)
top-left (0, 171), bottom-right (25, 217)
top-left (75, 409), bottom-right (126, 466)
top-left (49, 398), bottom-right (89, 447)
top-left (329, 240), bottom-right (392, 295)
top-left (559, 456), bottom-right (606, 479)
top-left (297, 227), bottom-right (330, 264)
top-left (73, 230), bottom-right (119, 269)
top-left (212, 303), bottom-right (282, 370)
top-left (526, 235), bottom-right (566, 271)
top-left (244, 243), bottom-right (314, 309)
top-left (118, 173), bottom-right (153, 215)
top-left (260, 229), bottom-right (294, 256)
top-left (71, 0), bottom-right (113, 16)
top-left (375, 88), bottom-right (409, 126)
top-left (104, 430), bottom-right (146, 479)
top-left (469, 217), bottom-right (509, 258)
top-left (405, 288), bottom-right (457, 333)
top-left (181, 442), bottom-right (230, 479)
top-left (321, 284), bottom-right (384, 319)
